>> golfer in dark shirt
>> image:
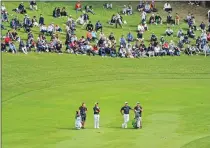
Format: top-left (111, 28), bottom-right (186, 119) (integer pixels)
top-left (79, 103), bottom-right (87, 129)
top-left (120, 102), bottom-right (132, 128)
top-left (93, 102), bottom-right (100, 129)
top-left (134, 102), bottom-right (143, 129)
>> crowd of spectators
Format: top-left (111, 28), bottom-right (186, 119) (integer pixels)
top-left (1, 1), bottom-right (210, 57)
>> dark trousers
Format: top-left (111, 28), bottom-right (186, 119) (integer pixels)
top-left (96, 26), bottom-right (102, 32)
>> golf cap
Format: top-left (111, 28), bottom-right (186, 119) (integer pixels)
top-left (95, 102), bottom-right (98, 105)
top-left (137, 102), bottom-right (140, 104)
top-left (125, 102), bottom-right (128, 104)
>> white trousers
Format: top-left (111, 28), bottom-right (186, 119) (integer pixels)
top-left (94, 114), bottom-right (100, 128)
top-left (75, 117), bottom-right (82, 129)
top-left (122, 114), bottom-right (129, 128)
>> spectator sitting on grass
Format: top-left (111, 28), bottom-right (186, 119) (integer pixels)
top-left (85, 5), bottom-right (95, 15)
top-left (137, 1), bottom-right (144, 12)
top-left (61, 7), bottom-right (67, 17)
top-left (76, 15), bottom-right (84, 25)
top-left (109, 32), bottom-right (116, 43)
top-left (103, 3), bottom-right (112, 9)
top-left (119, 35), bottom-right (127, 47)
top-left (53, 7), bottom-right (57, 17)
top-left (155, 13), bottom-right (162, 25)
top-left (163, 2), bottom-right (172, 12)
top-left (29, 1), bottom-right (37, 11)
top-left (151, 33), bottom-right (157, 42)
top-left (154, 44), bottom-right (161, 56)
top-left (14, 2), bottom-right (27, 14)
top-left (187, 28), bottom-right (195, 38)
top-left (144, 2), bottom-right (151, 13)
top-left (127, 32), bottom-right (134, 42)
top-left (55, 25), bottom-right (62, 32)
top-left (165, 27), bottom-right (173, 36)
top-left (207, 32), bottom-right (210, 41)
top-left (199, 22), bottom-right (205, 31)
top-left (122, 5), bottom-right (127, 15)
top-left (32, 16), bottom-right (38, 27)
top-left (108, 14), bottom-right (116, 25)
top-left (82, 13), bottom-right (89, 28)
top-left (91, 30), bottom-right (97, 42)
top-left (177, 29), bottom-right (184, 38)
top-left (137, 23), bottom-right (145, 33)
top-left (126, 4), bottom-right (133, 15)
top-left (40, 25), bottom-right (47, 34)
top-left (56, 7), bottom-right (61, 17)
top-left (95, 21), bottom-right (102, 32)
top-left (75, 1), bottom-right (82, 13)
top-left (9, 42), bottom-right (17, 53)
top-left (142, 22), bottom-right (148, 31)
top-left (86, 30), bottom-right (92, 41)
top-left (19, 40), bottom-right (28, 54)
top-left (149, 14), bottom-right (155, 24)
top-left (86, 21), bottom-right (94, 31)
top-left (137, 31), bottom-right (143, 41)
top-left (47, 24), bottom-right (54, 36)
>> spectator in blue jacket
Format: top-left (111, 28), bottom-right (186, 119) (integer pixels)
top-left (127, 32), bottom-right (134, 42)
top-left (200, 22), bottom-right (205, 31)
top-left (119, 35), bottom-right (127, 47)
top-left (9, 42), bottom-right (17, 53)
top-left (95, 21), bottom-right (102, 32)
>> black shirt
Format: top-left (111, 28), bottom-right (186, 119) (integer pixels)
top-left (86, 23), bottom-right (94, 31)
top-left (93, 106), bottom-right (100, 114)
top-left (134, 106), bottom-right (142, 117)
top-left (121, 106), bottom-right (132, 114)
top-left (79, 106), bottom-right (87, 116)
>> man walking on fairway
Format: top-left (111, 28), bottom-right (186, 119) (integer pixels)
top-left (93, 102), bottom-right (100, 129)
top-left (134, 102), bottom-right (143, 129)
top-left (79, 103), bottom-right (87, 129)
top-left (120, 102), bottom-right (133, 128)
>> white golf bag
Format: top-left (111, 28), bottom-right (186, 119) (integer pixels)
top-left (75, 116), bottom-right (82, 129)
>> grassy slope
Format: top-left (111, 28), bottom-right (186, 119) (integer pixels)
top-left (1, 1), bottom-right (209, 47)
top-left (2, 53), bottom-right (210, 148)
top-left (2, 1), bottom-right (210, 148)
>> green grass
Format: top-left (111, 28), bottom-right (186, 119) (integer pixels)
top-left (1, 1), bottom-right (209, 47)
top-left (2, 53), bottom-right (210, 148)
top-left (2, 1), bottom-right (210, 148)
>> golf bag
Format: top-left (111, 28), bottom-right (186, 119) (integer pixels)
top-left (75, 111), bottom-right (82, 130)
top-left (132, 117), bottom-right (141, 129)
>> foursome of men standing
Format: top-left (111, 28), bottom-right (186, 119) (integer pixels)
top-left (76, 102), bottom-right (143, 129)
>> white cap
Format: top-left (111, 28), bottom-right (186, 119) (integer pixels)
top-left (125, 102), bottom-right (128, 104)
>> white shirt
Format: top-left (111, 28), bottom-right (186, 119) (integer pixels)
top-left (47, 25), bottom-right (54, 32)
top-left (154, 46), bottom-right (160, 52)
top-left (1, 5), bottom-right (6, 11)
top-left (40, 26), bottom-right (47, 31)
top-left (166, 29), bottom-right (173, 33)
top-left (138, 25), bottom-right (145, 32)
top-left (164, 3), bottom-right (171, 9)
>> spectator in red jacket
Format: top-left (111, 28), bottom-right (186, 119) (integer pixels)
top-left (75, 1), bottom-right (82, 13)
top-left (4, 36), bottom-right (11, 46)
